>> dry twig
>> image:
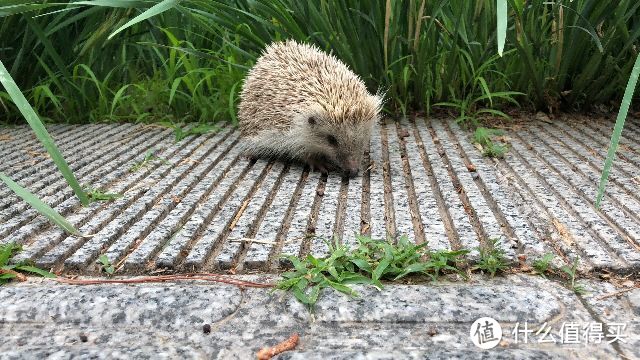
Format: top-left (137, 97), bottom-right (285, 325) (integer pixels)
top-left (52, 273), bottom-right (274, 288)
top-left (256, 333), bottom-right (300, 360)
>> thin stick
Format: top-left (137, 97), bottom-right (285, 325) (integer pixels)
top-left (595, 287), bottom-right (636, 301)
top-left (52, 273), bottom-right (274, 288)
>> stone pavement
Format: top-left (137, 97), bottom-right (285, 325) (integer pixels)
top-left (1, 116), bottom-right (639, 358)
top-left (0, 275), bottom-right (637, 359)
top-left (1, 116), bottom-right (640, 275)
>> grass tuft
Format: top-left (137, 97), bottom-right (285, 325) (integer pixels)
top-left (0, 243), bottom-right (56, 285)
top-left (277, 235), bottom-right (468, 309)
top-left (473, 238), bottom-right (509, 276)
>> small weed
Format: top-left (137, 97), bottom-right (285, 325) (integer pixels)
top-left (560, 258), bottom-right (585, 295)
top-left (173, 123), bottom-right (219, 142)
top-left (130, 149), bottom-right (169, 172)
top-left (473, 239), bottom-right (509, 277)
top-left (0, 243), bottom-right (56, 285)
top-left (277, 235), bottom-right (468, 309)
top-left (473, 127), bottom-right (508, 158)
top-left (84, 187), bottom-right (122, 203)
top-left (97, 254), bottom-right (115, 275)
top-left (532, 253), bottom-right (555, 278)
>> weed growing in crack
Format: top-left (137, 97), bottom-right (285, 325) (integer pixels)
top-left (0, 243), bottom-right (56, 285)
top-left (472, 127), bottom-right (508, 158)
top-left (530, 254), bottom-right (587, 295)
top-left (276, 235), bottom-right (468, 309)
top-left (130, 149), bottom-right (170, 172)
top-left (172, 123), bottom-right (220, 142)
top-left (560, 258), bottom-right (586, 295)
top-left (97, 254), bottom-right (115, 275)
top-left (532, 253), bottom-right (555, 278)
top-left (85, 187), bottom-right (122, 203)
top-left (473, 238), bottom-right (509, 277)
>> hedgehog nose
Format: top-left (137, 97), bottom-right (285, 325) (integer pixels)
top-left (345, 159), bottom-right (359, 178)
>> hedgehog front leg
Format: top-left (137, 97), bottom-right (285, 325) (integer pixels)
top-left (304, 154), bottom-right (334, 175)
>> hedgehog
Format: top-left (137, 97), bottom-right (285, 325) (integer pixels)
top-left (237, 40), bottom-right (383, 178)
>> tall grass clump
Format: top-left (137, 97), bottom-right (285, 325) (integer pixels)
top-left (1, 1), bottom-right (638, 124)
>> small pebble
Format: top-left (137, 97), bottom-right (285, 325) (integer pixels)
top-left (203, 324), bottom-right (211, 334)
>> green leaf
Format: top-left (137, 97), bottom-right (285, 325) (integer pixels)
top-left (372, 258), bottom-right (391, 281)
top-left (394, 262), bottom-right (429, 280)
top-left (108, 0), bottom-right (179, 40)
top-left (15, 265), bottom-right (56, 278)
top-left (292, 286), bottom-right (310, 304)
top-left (350, 258), bottom-right (372, 273)
top-left (596, 53), bottom-right (640, 207)
top-left (327, 280), bottom-right (357, 296)
top-left (0, 243), bottom-right (21, 267)
top-left (496, 0), bottom-right (508, 56)
top-left (0, 60), bottom-right (88, 206)
top-left (0, 273), bottom-right (17, 280)
top-left (0, 173), bottom-right (81, 235)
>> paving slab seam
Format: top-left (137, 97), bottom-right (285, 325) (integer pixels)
top-left (555, 121), bottom-right (640, 194)
top-left (554, 121), bottom-right (640, 179)
top-left (297, 174), bottom-right (328, 259)
top-left (533, 123), bottom-right (640, 223)
top-left (120, 143), bottom-right (243, 272)
top-left (506, 136), bottom-right (631, 271)
top-left (153, 159), bottom-right (254, 269)
top-left (366, 124), bottom-right (387, 240)
top-left (0, 124), bottom-right (126, 199)
top-left (358, 144), bottom-right (372, 239)
top-left (410, 118), bottom-right (465, 252)
top-left (383, 122), bottom-right (417, 242)
top-left (378, 123), bottom-right (399, 239)
top-left (183, 160), bottom-right (271, 271)
top-left (401, 118), bottom-right (450, 251)
top-left (279, 171), bottom-right (323, 262)
top-left (61, 130), bottom-right (235, 271)
top-left (60, 132), bottom-right (225, 271)
top-left (491, 145), bottom-right (593, 269)
top-left (0, 126), bottom-right (168, 230)
top-left (391, 121), bottom-right (427, 245)
top-left (425, 120), bottom-right (492, 257)
top-left (29, 130), bottom-right (207, 269)
top-left (217, 162), bottom-right (288, 270)
top-left (433, 119), bottom-right (517, 259)
top-left (0, 124), bottom-right (102, 178)
top-left (444, 121), bottom-right (536, 257)
top-left (508, 131), bottom-right (640, 266)
top-left (244, 167), bottom-right (307, 270)
top-left (4, 127), bottom-right (188, 261)
top-left (0, 124), bottom-right (79, 176)
top-left (522, 126), bottom-right (640, 248)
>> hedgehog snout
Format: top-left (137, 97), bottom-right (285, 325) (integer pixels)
top-left (343, 158), bottom-right (360, 178)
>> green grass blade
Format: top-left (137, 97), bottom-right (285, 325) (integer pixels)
top-left (0, 60), bottom-right (89, 206)
top-left (0, 172), bottom-right (81, 236)
top-left (14, 265), bottom-right (57, 278)
top-left (108, 0), bottom-right (179, 40)
top-left (496, 0), bottom-right (507, 56)
top-left (596, 53), bottom-right (640, 208)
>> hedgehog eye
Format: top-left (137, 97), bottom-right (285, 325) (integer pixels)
top-left (308, 116), bottom-right (317, 126)
top-left (326, 135), bottom-right (338, 147)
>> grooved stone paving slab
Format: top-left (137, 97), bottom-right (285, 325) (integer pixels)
top-left (0, 275), bottom-right (630, 359)
top-left (1, 117), bottom-right (640, 274)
